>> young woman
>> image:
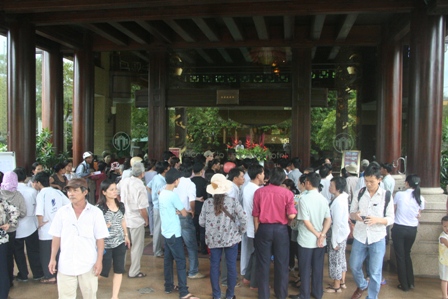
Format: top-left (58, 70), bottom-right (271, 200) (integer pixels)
top-left (64, 159), bottom-right (78, 181)
top-left (97, 179), bottom-right (130, 299)
top-left (392, 174), bottom-right (425, 291)
top-left (50, 162), bottom-right (68, 192)
top-left (199, 174), bottom-right (246, 299)
top-left (326, 177), bottom-right (350, 293)
top-left (27, 162), bottom-right (43, 187)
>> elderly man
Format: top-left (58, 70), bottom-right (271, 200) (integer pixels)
top-left (48, 178), bottom-right (109, 299)
top-left (117, 161), bottom-right (149, 278)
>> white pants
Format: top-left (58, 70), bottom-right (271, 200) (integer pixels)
top-left (57, 268), bottom-right (98, 299)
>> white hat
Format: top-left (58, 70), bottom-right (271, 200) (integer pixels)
top-left (130, 156), bottom-right (143, 167)
top-left (83, 151), bottom-right (93, 159)
top-left (206, 174), bottom-right (232, 195)
top-left (204, 150), bottom-right (214, 158)
top-left (345, 163), bottom-right (358, 175)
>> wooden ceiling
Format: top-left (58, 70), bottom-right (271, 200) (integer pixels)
top-left (0, 0), bottom-right (439, 67)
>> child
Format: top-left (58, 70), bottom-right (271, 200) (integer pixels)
top-left (439, 215), bottom-right (448, 299)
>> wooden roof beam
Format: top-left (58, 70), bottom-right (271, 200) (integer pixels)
top-left (328, 13), bottom-right (358, 60)
top-left (83, 23), bottom-right (128, 46)
top-left (131, 50), bottom-right (149, 62)
top-left (192, 17), bottom-right (219, 41)
top-left (195, 49), bottom-right (214, 63)
top-left (164, 19), bottom-right (195, 42)
top-left (311, 15), bottom-right (326, 40)
top-left (135, 20), bottom-right (172, 44)
top-left (222, 17), bottom-right (244, 41)
top-left (239, 47), bottom-right (252, 62)
top-left (109, 22), bottom-right (150, 44)
top-left (36, 26), bottom-right (83, 49)
top-left (217, 48), bottom-right (233, 63)
top-left (253, 16), bottom-right (269, 40)
top-left (284, 16), bottom-right (294, 40)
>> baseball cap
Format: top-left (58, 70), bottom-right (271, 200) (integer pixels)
top-left (204, 150), bottom-right (214, 158)
top-left (83, 151), bottom-right (93, 159)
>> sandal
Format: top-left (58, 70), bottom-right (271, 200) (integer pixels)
top-left (128, 272), bottom-right (147, 278)
top-left (165, 285), bottom-right (179, 294)
top-left (40, 278), bottom-right (57, 284)
top-left (340, 282), bottom-right (347, 289)
top-left (180, 294), bottom-right (200, 299)
top-left (325, 286), bottom-right (342, 293)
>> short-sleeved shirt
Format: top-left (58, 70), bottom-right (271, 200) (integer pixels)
top-left (118, 176), bottom-right (149, 228)
top-left (394, 189), bottom-right (424, 227)
top-left (159, 189), bottom-right (184, 238)
top-left (16, 183), bottom-right (38, 238)
top-left (49, 202), bottom-right (109, 275)
top-left (242, 182), bottom-right (261, 238)
top-left (35, 187), bottom-right (70, 240)
top-left (296, 189), bottom-right (331, 248)
top-left (440, 231), bottom-right (448, 266)
top-left (252, 184), bottom-right (297, 225)
top-left (173, 177), bottom-right (196, 212)
top-left (147, 174), bottom-right (166, 209)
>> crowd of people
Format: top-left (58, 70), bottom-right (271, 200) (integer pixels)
top-left (0, 147), bottom-right (434, 299)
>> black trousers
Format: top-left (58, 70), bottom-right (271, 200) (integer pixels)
top-left (255, 223), bottom-right (289, 299)
top-left (6, 231), bottom-right (16, 284)
top-left (298, 245), bottom-right (325, 299)
top-left (0, 242), bottom-right (10, 299)
top-left (391, 224), bottom-right (417, 290)
top-left (14, 230), bottom-right (44, 279)
top-left (39, 240), bottom-right (58, 279)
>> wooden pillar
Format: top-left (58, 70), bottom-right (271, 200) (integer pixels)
top-left (407, 7), bottom-right (445, 187)
top-left (148, 51), bottom-right (168, 160)
top-left (42, 49), bottom-right (64, 153)
top-left (73, 35), bottom-right (94, 166)
top-left (291, 48), bottom-right (312, 168)
top-left (376, 39), bottom-right (402, 169)
top-left (7, 19), bottom-right (36, 172)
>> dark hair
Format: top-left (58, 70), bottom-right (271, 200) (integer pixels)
top-left (381, 163), bottom-right (393, 173)
top-left (242, 158), bottom-right (253, 169)
top-left (147, 159), bottom-right (157, 171)
top-left (170, 157), bottom-right (180, 168)
top-left (405, 174), bottom-right (422, 206)
top-left (97, 161), bottom-right (107, 172)
top-left (179, 163), bottom-right (193, 178)
top-left (330, 177), bottom-right (347, 194)
top-left (98, 179), bottom-right (120, 209)
top-left (283, 179), bottom-right (299, 194)
top-left (155, 161), bottom-right (170, 174)
top-left (269, 167), bottom-right (286, 186)
top-left (213, 194), bottom-right (225, 216)
top-left (305, 172), bottom-right (321, 188)
top-left (162, 151), bottom-right (175, 162)
top-left (208, 159), bottom-right (220, 169)
top-left (247, 164), bottom-right (264, 180)
top-left (13, 167), bottom-right (27, 182)
top-left (442, 215), bottom-right (448, 223)
top-left (54, 161), bottom-right (69, 173)
top-left (278, 158), bottom-right (289, 169)
top-left (204, 169), bottom-right (215, 183)
top-left (341, 167), bottom-right (348, 178)
top-left (0, 171), bottom-right (3, 185)
top-left (291, 157), bottom-right (302, 169)
top-left (193, 162), bottom-right (204, 174)
top-left (34, 172), bottom-right (50, 187)
top-left (64, 159), bottom-right (73, 165)
top-left (31, 162), bottom-right (42, 174)
top-left (319, 164), bottom-right (330, 178)
top-left (228, 168), bottom-right (243, 181)
top-left (263, 168), bottom-right (271, 182)
top-left (364, 164), bottom-right (381, 179)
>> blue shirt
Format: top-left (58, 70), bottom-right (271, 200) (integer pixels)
top-left (147, 174), bottom-right (166, 209)
top-left (75, 161), bottom-right (90, 178)
top-left (159, 189), bottom-right (184, 239)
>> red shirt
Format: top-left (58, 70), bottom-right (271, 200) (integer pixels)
top-left (252, 184), bottom-right (297, 225)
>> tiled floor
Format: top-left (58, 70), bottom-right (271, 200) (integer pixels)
top-left (8, 236), bottom-right (442, 299)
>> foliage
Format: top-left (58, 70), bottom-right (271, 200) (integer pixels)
top-left (313, 90), bottom-right (357, 152)
top-left (36, 128), bottom-right (68, 172)
top-left (186, 107), bottom-right (242, 153)
top-left (232, 138), bottom-right (271, 161)
top-left (131, 106), bottom-right (148, 140)
top-left (0, 142), bottom-right (6, 152)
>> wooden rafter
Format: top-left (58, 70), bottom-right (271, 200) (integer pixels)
top-left (283, 16), bottom-right (294, 40)
top-left (328, 14), bottom-right (358, 60)
top-left (83, 23), bottom-right (128, 46)
top-left (164, 19), bottom-right (195, 42)
top-left (135, 20), bottom-right (172, 44)
top-left (109, 22), bottom-right (150, 44)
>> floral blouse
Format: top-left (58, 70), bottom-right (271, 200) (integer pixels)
top-left (199, 195), bottom-right (246, 248)
top-left (0, 198), bottom-right (19, 244)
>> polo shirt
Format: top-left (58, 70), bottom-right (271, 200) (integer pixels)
top-left (252, 184), bottom-right (296, 225)
top-left (159, 189), bottom-right (184, 238)
top-left (48, 202), bottom-right (109, 276)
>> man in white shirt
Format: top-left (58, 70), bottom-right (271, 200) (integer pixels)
top-left (319, 164), bottom-right (332, 203)
top-left (380, 163), bottom-right (395, 193)
top-left (349, 164), bottom-right (394, 299)
top-left (34, 172), bottom-right (70, 284)
top-left (173, 164), bottom-right (204, 279)
top-left (117, 162), bottom-right (149, 278)
top-left (241, 164), bottom-right (264, 289)
top-left (48, 178), bottom-right (109, 299)
top-left (13, 167), bottom-right (44, 281)
top-left (227, 168), bottom-right (245, 205)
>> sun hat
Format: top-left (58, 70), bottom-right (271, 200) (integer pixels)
top-left (345, 163), bottom-right (358, 175)
top-left (206, 173), bottom-right (233, 195)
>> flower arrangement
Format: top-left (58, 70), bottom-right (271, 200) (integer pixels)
top-left (228, 138), bottom-right (270, 161)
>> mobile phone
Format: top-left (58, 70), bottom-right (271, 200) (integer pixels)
top-left (361, 216), bottom-right (366, 220)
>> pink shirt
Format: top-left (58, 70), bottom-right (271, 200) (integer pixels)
top-left (252, 184), bottom-right (297, 225)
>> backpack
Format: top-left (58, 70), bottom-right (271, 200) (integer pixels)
top-left (357, 187), bottom-right (391, 217)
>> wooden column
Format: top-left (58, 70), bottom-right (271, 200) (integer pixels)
top-left (7, 19), bottom-right (36, 172)
top-left (291, 48), bottom-right (311, 168)
top-left (73, 35), bottom-right (94, 166)
top-left (407, 7), bottom-right (445, 187)
top-left (42, 49), bottom-right (64, 153)
top-left (148, 51), bottom-right (168, 160)
top-left (376, 39), bottom-right (402, 169)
